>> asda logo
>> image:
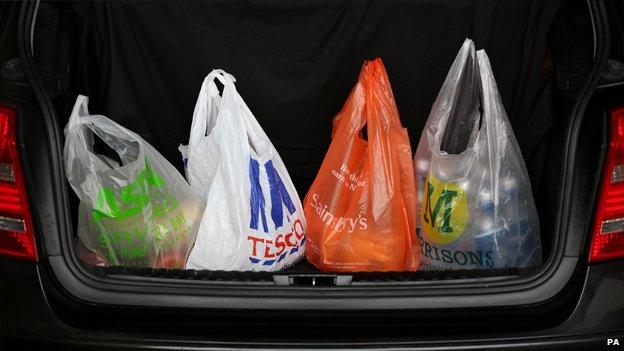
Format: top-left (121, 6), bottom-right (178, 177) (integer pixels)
top-left (421, 174), bottom-right (468, 245)
top-left (90, 160), bottom-right (186, 266)
top-left (92, 161), bottom-right (174, 223)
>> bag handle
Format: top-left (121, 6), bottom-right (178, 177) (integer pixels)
top-left (440, 43), bottom-right (482, 154)
top-left (65, 95), bottom-right (95, 170)
top-left (67, 94), bottom-right (91, 130)
top-left (333, 59), bottom-right (402, 140)
top-left (476, 49), bottom-right (506, 185)
top-left (188, 69), bottom-right (237, 146)
top-left (476, 50), bottom-right (504, 132)
top-left (238, 92), bottom-right (274, 160)
top-left (428, 39), bottom-right (480, 155)
top-left (207, 69), bottom-right (236, 88)
top-left (213, 72), bottom-right (274, 161)
top-left (364, 59), bottom-right (403, 131)
top-left (65, 95), bottom-right (144, 170)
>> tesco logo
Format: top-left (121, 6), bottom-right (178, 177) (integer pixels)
top-left (246, 158), bottom-right (304, 266)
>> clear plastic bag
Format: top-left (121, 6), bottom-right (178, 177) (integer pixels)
top-left (181, 70), bottom-right (306, 271)
top-left (413, 39), bottom-right (541, 270)
top-left (64, 95), bottom-right (204, 268)
top-left (75, 237), bottom-right (106, 267)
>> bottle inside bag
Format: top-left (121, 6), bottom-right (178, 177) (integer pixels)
top-left (414, 40), bottom-right (541, 271)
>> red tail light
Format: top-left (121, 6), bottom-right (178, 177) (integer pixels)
top-left (590, 107), bottom-right (624, 263)
top-left (0, 103), bottom-right (37, 261)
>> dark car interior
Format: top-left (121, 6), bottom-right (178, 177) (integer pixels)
top-left (37, 0), bottom-right (592, 274)
top-left (0, 0), bottom-right (617, 334)
top-left (1, 0), bottom-right (623, 348)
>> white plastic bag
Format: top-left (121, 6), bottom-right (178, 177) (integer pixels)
top-left (64, 95), bottom-right (204, 268)
top-left (413, 39), bottom-right (541, 270)
top-left (181, 70), bottom-right (306, 271)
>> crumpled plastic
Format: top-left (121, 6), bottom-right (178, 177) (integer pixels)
top-left (304, 59), bottom-right (419, 272)
top-left (413, 39), bottom-right (541, 270)
top-left (181, 70), bottom-right (306, 271)
top-left (64, 95), bottom-right (204, 268)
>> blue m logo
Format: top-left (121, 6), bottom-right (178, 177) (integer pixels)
top-left (249, 158), bottom-right (296, 233)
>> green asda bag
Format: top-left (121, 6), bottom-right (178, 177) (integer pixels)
top-left (64, 95), bottom-right (204, 268)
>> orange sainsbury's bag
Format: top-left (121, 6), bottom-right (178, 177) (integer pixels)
top-left (304, 59), bottom-right (419, 272)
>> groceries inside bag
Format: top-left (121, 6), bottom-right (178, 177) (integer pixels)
top-left (304, 59), bottom-right (420, 272)
top-left (64, 95), bottom-right (204, 268)
top-left (413, 39), bottom-right (542, 270)
top-left (181, 70), bottom-right (306, 271)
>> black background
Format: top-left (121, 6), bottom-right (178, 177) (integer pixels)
top-left (74, 0), bottom-right (562, 198)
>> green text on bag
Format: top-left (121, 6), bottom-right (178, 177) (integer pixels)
top-left (92, 161), bottom-right (167, 223)
top-left (90, 160), bottom-right (185, 266)
top-left (421, 174), bottom-right (468, 245)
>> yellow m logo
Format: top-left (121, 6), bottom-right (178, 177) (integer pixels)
top-left (421, 174), bottom-right (468, 245)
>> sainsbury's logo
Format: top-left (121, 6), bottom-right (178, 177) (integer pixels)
top-left (309, 193), bottom-right (367, 233)
top-left (247, 158), bottom-right (304, 266)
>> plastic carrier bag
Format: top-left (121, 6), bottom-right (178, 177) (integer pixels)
top-left (181, 70), bottom-right (306, 271)
top-left (75, 237), bottom-right (106, 267)
top-left (413, 39), bottom-right (541, 270)
top-left (304, 59), bottom-right (419, 272)
top-left (64, 95), bottom-right (204, 268)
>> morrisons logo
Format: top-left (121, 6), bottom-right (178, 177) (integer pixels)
top-left (421, 174), bottom-right (468, 245)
